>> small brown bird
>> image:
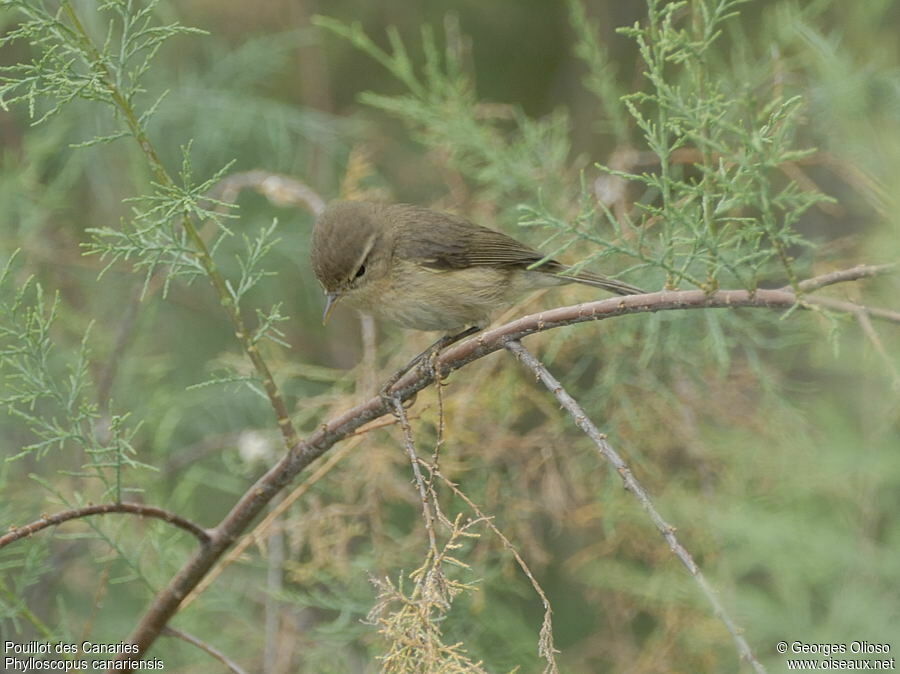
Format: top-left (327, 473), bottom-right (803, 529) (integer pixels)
top-left (311, 200), bottom-right (642, 337)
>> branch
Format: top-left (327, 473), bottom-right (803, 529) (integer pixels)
top-left (504, 340), bottom-right (765, 673)
top-left (391, 397), bottom-right (440, 560)
top-left (854, 311), bottom-right (900, 386)
top-left (206, 170), bottom-right (326, 216)
top-left (163, 627), bottom-right (247, 674)
top-left (786, 263), bottom-right (896, 293)
top-left (113, 272), bottom-right (897, 671)
top-left (179, 415), bottom-right (406, 610)
top-left (0, 503), bottom-right (210, 547)
top-left (802, 296), bottom-right (900, 324)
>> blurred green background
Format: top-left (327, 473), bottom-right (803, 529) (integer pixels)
top-left (1, 1), bottom-right (899, 672)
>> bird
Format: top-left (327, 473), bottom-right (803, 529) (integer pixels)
top-left (310, 200), bottom-right (643, 394)
top-left (311, 200), bottom-right (642, 333)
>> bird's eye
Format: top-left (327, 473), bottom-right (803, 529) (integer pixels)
top-left (354, 264), bottom-right (366, 280)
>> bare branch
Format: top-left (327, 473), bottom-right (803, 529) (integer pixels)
top-left (111, 271), bottom-right (897, 671)
top-left (801, 296), bottom-right (900, 324)
top-left (163, 627), bottom-right (247, 674)
top-left (0, 503), bottom-right (210, 547)
top-left (207, 170), bottom-right (326, 216)
top-left (178, 414), bottom-right (408, 610)
top-left (180, 439), bottom-right (357, 610)
top-left (786, 263), bottom-right (896, 293)
top-left (854, 312), bottom-right (900, 387)
top-left (414, 286), bottom-right (897, 400)
top-left (504, 340), bottom-right (766, 674)
top-left (391, 397), bottom-right (440, 560)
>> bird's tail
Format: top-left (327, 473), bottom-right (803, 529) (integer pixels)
top-left (557, 270), bottom-right (645, 296)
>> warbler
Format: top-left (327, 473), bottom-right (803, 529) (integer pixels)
top-left (310, 200), bottom-right (642, 337)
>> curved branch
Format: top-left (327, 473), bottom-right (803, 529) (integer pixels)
top-left (114, 276), bottom-right (898, 672)
top-left (0, 503), bottom-right (210, 547)
top-left (505, 340), bottom-right (764, 672)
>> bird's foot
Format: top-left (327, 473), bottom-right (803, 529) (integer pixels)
top-left (378, 326), bottom-right (480, 412)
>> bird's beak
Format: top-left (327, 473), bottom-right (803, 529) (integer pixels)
top-left (322, 292), bottom-right (341, 325)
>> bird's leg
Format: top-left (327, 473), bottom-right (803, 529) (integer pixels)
top-left (380, 326), bottom-right (480, 405)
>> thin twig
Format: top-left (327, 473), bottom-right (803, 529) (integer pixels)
top-left (854, 311), bottom-right (900, 387)
top-left (81, 564), bottom-right (112, 645)
top-left (95, 279), bottom-right (160, 412)
top-left (430, 369), bottom-right (447, 481)
top-left (163, 627), bottom-right (248, 674)
top-left (207, 170), bottom-right (326, 216)
top-left (504, 339), bottom-right (766, 673)
top-left (97, 172), bottom-right (325, 418)
top-left (428, 465), bottom-right (560, 674)
top-left (391, 397), bottom-right (440, 560)
top-left (801, 296), bottom-right (900, 325)
top-left (0, 503), bottom-right (210, 547)
top-left (786, 263), bottom-right (896, 293)
top-left (263, 496), bottom-right (285, 674)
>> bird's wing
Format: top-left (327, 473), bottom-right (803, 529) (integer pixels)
top-left (389, 204), bottom-right (558, 271)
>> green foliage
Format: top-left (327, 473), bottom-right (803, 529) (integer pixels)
top-left (0, 0), bottom-right (898, 672)
top-left (318, 0), bottom-right (829, 295)
top-left (314, 14), bottom-right (577, 210)
top-left (85, 150), bottom-right (238, 297)
top-left (613, 0), bottom-right (822, 290)
top-left (565, 0), bottom-right (630, 141)
top-left (0, 255), bottom-right (146, 498)
top-left (0, 0), bottom-right (205, 127)
top-left (314, 1), bottom-right (842, 421)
